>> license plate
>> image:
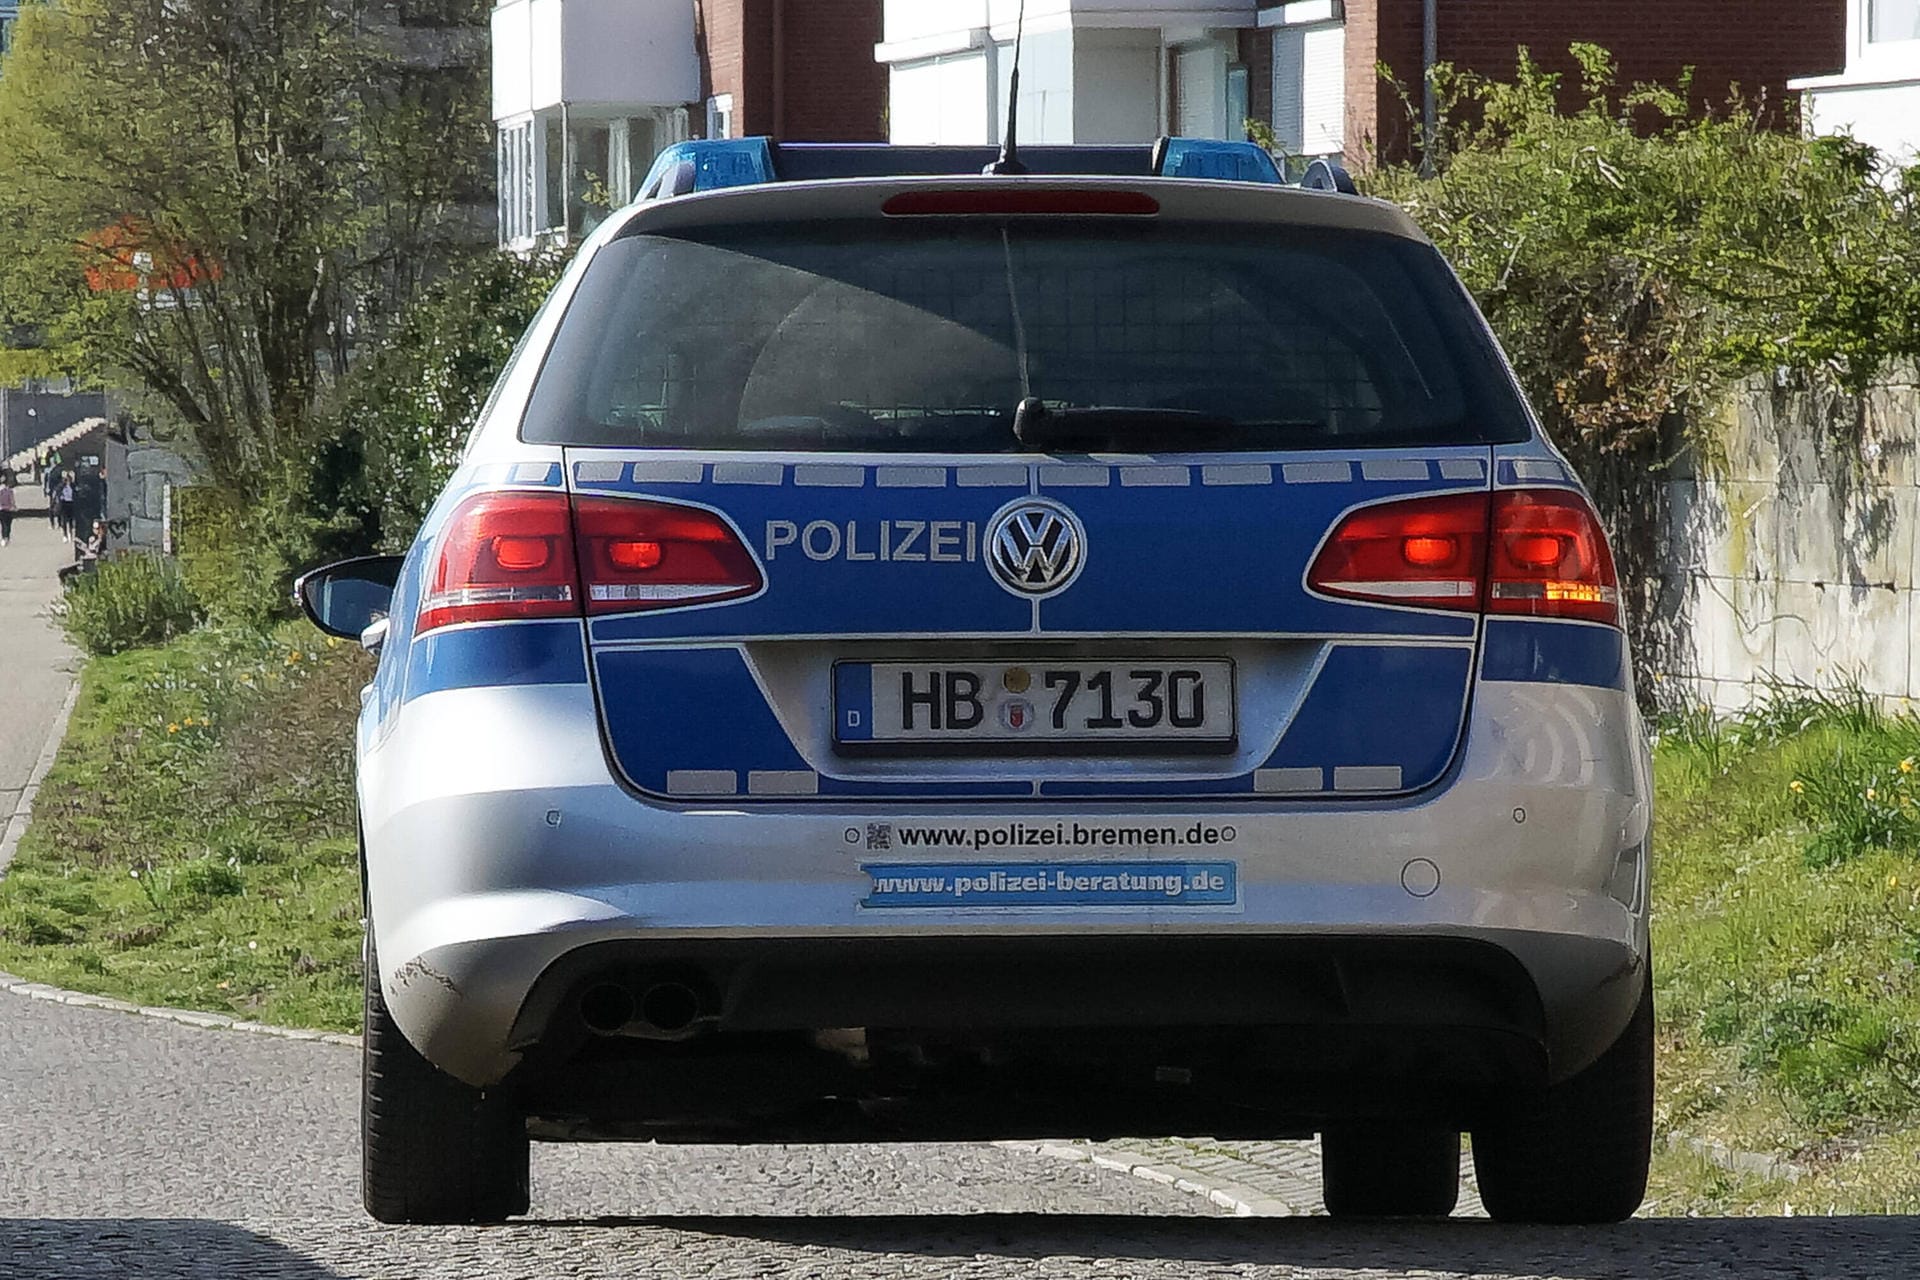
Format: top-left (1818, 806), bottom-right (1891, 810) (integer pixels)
top-left (833, 660), bottom-right (1235, 752)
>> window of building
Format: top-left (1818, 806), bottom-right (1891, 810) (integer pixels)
top-left (706, 93), bottom-right (734, 141)
top-left (496, 121), bottom-right (536, 246)
top-left (1226, 65), bottom-right (1250, 140)
top-left (0, 14), bottom-right (15, 58)
top-left (1871, 0), bottom-right (1920, 42)
top-left (1270, 22), bottom-right (1345, 173)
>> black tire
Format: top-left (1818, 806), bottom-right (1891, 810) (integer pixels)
top-left (1472, 974), bottom-right (1654, 1224)
top-left (362, 940), bottom-right (530, 1224)
top-left (1321, 1126), bottom-right (1461, 1218)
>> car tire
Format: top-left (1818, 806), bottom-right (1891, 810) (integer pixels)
top-left (1321, 1126), bottom-right (1461, 1218)
top-left (362, 939), bottom-right (531, 1224)
top-left (1471, 973), bottom-right (1654, 1224)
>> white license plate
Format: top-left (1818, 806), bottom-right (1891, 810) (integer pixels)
top-left (834, 660), bottom-right (1235, 752)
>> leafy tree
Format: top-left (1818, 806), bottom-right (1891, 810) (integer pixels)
top-left (0, 0), bottom-right (491, 491)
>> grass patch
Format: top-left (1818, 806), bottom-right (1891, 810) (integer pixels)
top-left (1651, 687), bottom-right (1920, 1213)
top-left (0, 624), bottom-right (369, 1031)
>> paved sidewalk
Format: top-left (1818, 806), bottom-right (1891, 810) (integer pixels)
top-left (0, 504), bottom-right (79, 855)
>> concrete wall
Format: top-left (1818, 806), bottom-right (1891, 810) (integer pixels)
top-left (1664, 376), bottom-right (1920, 708)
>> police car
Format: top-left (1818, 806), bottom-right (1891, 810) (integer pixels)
top-left (299, 136), bottom-right (1653, 1225)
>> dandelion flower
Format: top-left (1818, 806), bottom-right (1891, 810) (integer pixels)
top-left (1891, 875), bottom-right (1901, 890)
top-left (1903, 758), bottom-right (1916, 774)
top-left (1789, 780), bottom-right (1806, 794)
top-left (247, 940), bottom-right (258, 951)
top-left (167, 723), bottom-right (180, 734)
top-left (1869, 788), bottom-right (1880, 801)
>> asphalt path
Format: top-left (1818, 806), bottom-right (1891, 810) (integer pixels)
top-left (1, 990), bottom-right (1916, 1278)
top-left (0, 503), bottom-right (77, 856)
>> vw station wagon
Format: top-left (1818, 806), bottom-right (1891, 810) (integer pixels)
top-left (299, 137), bottom-right (1653, 1226)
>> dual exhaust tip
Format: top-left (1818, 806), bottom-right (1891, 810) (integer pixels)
top-left (578, 978), bottom-right (709, 1039)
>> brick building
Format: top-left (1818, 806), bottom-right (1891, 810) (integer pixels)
top-left (877, 1), bottom-right (1846, 173)
top-left (1347, 0), bottom-right (1846, 163)
top-left (491, 0), bottom-right (885, 249)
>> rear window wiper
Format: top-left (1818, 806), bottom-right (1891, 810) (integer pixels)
top-left (1010, 399), bottom-right (1324, 451)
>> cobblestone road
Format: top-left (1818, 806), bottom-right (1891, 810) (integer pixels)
top-left (3, 989), bottom-right (1918, 1277)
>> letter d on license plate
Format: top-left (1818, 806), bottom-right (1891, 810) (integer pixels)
top-left (862, 861), bottom-right (1237, 908)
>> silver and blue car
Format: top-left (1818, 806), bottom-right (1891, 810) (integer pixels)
top-left (300, 138), bottom-right (1653, 1226)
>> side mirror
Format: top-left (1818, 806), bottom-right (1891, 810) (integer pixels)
top-left (295, 556), bottom-right (404, 646)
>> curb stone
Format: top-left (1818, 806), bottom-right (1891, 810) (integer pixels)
top-left (0, 970), bottom-right (360, 1048)
top-left (0, 678), bottom-right (79, 876)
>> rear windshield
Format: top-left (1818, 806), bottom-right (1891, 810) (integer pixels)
top-left (519, 219), bottom-right (1530, 452)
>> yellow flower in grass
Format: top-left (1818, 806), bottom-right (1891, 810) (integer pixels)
top-left (1789, 780), bottom-right (1806, 794)
top-left (1868, 788), bottom-right (1879, 802)
top-left (1892, 874), bottom-right (1902, 890)
top-left (166, 723), bottom-right (180, 734)
top-left (1902, 758), bottom-right (1916, 775)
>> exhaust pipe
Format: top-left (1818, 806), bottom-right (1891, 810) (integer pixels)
top-left (576, 978), bottom-right (710, 1038)
top-left (578, 982), bottom-right (636, 1036)
top-left (638, 981), bottom-right (702, 1036)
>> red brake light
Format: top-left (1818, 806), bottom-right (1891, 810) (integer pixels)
top-left (418, 491), bottom-right (578, 634)
top-left (1307, 491), bottom-right (1489, 611)
top-left (881, 189), bottom-right (1160, 217)
top-left (572, 496), bottom-right (762, 613)
top-left (1488, 489), bottom-right (1620, 626)
top-left (1306, 485), bottom-right (1621, 627)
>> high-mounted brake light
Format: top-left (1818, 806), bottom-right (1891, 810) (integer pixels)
top-left (417, 490), bottom-right (579, 634)
top-left (1306, 486), bottom-right (1621, 627)
top-left (572, 496), bottom-right (762, 613)
top-left (881, 189), bottom-right (1159, 217)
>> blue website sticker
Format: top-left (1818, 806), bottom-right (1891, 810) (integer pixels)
top-left (862, 861), bottom-right (1237, 908)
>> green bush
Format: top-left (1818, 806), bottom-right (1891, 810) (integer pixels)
top-left (58, 553), bottom-right (201, 655)
top-left (172, 485), bottom-right (291, 627)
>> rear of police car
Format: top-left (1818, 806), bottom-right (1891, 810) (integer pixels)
top-left (348, 141), bottom-right (1653, 1225)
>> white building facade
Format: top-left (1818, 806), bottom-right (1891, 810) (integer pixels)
top-left (1793, 0), bottom-right (1920, 164)
top-left (876, 0), bottom-right (1346, 170)
top-left (491, 0), bottom-right (699, 250)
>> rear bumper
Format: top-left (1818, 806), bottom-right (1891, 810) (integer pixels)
top-left (361, 680), bottom-right (1651, 1094)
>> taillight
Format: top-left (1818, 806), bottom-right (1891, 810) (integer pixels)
top-left (418, 490), bottom-right (578, 634)
top-left (1307, 491), bottom-right (1488, 611)
top-left (572, 496), bottom-right (762, 613)
top-left (1486, 489), bottom-right (1620, 626)
top-left (1306, 486), bottom-right (1621, 627)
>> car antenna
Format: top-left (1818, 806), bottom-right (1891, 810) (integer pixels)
top-left (983, 0), bottom-right (1029, 175)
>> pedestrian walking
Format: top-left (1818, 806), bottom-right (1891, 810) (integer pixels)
top-left (55, 472), bottom-right (75, 539)
top-left (44, 461), bottom-right (59, 529)
top-left (0, 473), bottom-right (14, 546)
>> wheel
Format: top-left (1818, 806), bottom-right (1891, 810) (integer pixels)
top-left (1321, 1126), bottom-right (1461, 1218)
top-left (1471, 973), bottom-right (1654, 1224)
top-left (362, 939), bottom-right (530, 1224)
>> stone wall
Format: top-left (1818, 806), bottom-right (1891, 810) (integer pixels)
top-left (1664, 375), bottom-right (1920, 709)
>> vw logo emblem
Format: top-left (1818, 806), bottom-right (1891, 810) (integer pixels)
top-left (986, 499), bottom-right (1086, 597)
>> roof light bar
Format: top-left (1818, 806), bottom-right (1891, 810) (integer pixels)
top-left (631, 136), bottom-right (1299, 202)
